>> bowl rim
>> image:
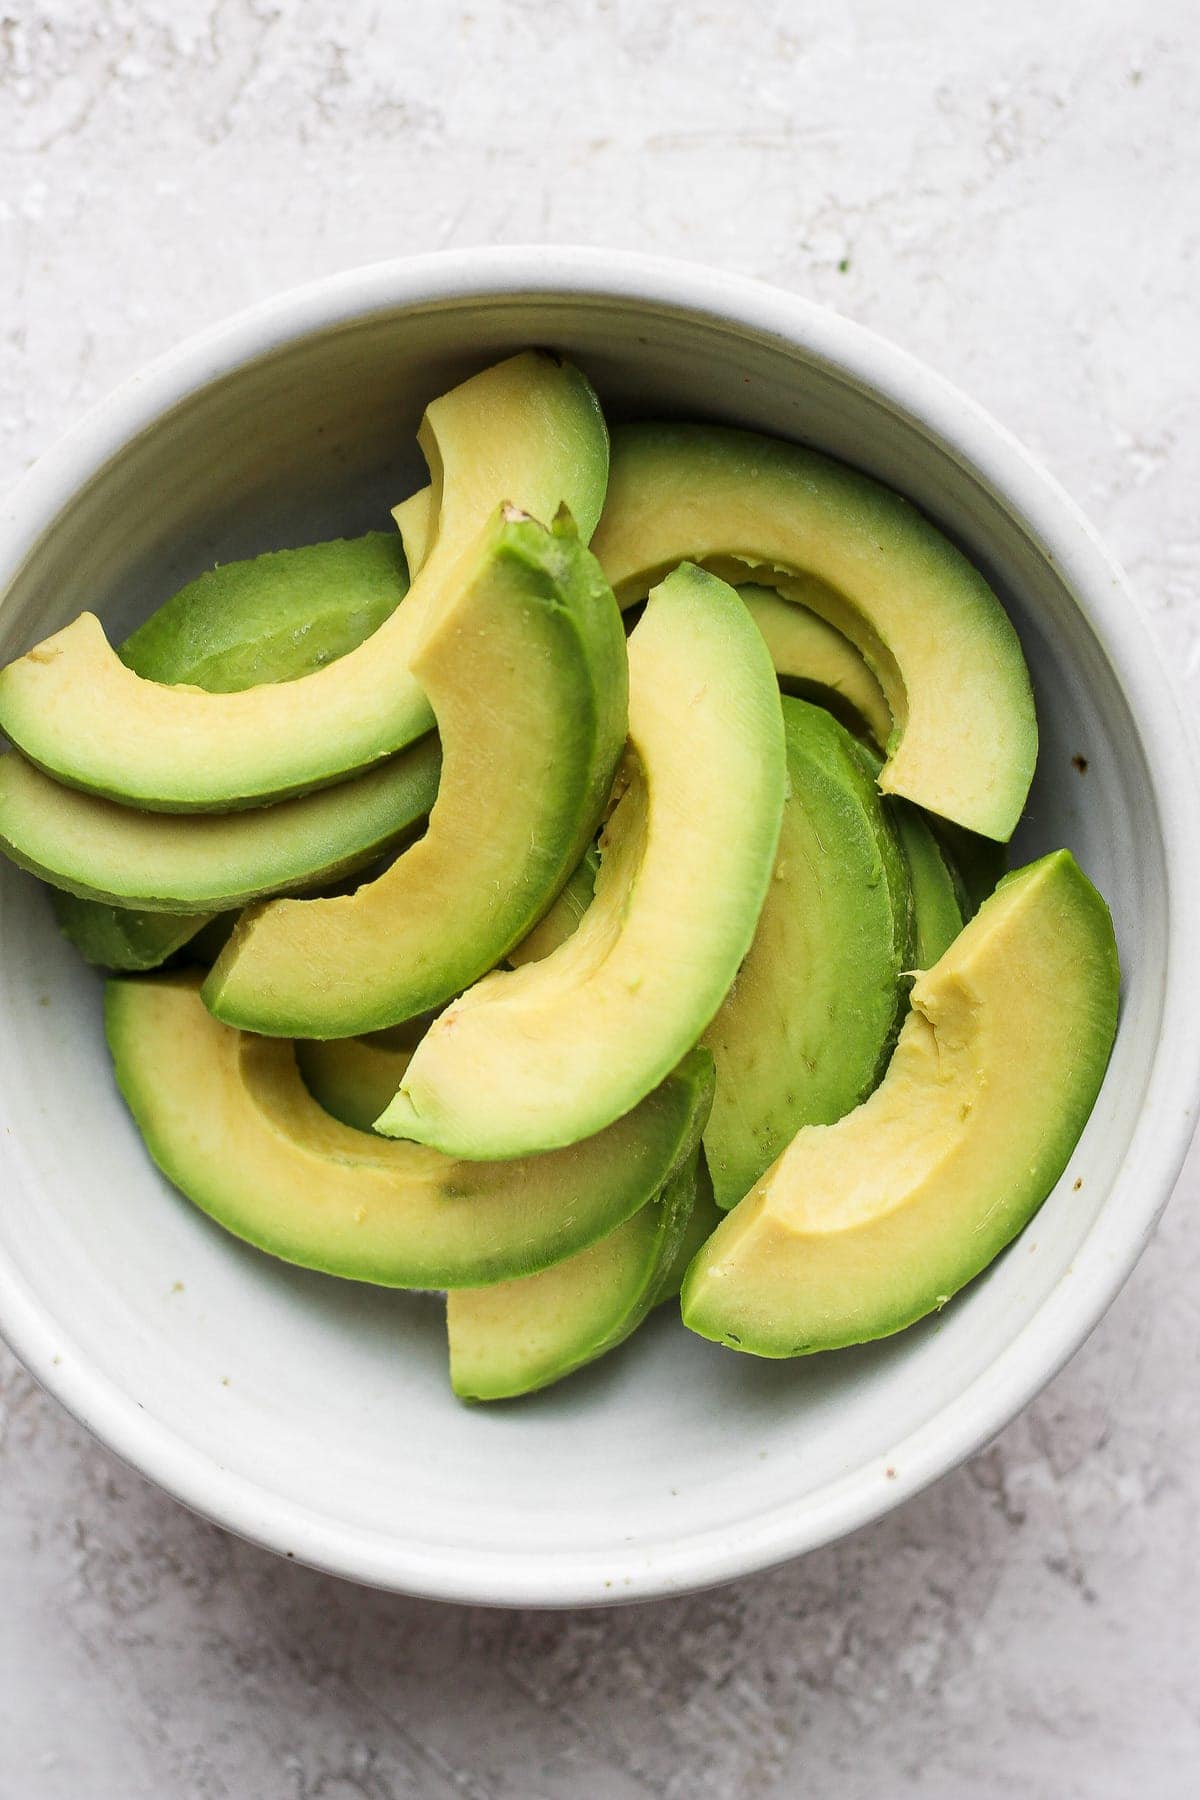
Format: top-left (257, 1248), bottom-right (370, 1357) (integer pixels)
top-left (1, 245), bottom-right (1198, 1607)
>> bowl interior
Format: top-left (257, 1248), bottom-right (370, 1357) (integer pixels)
top-left (0, 288), bottom-right (1165, 1601)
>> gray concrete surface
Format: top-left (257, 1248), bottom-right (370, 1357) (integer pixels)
top-left (2, 3), bottom-right (1198, 1794)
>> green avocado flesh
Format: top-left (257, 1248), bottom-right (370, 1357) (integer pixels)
top-left (107, 972), bottom-right (714, 1289)
top-left (41, 534), bottom-right (411, 969)
top-left (15, 347), bottom-right (1114, 1403)
top-left (0, 736), bottom-right (440, 913)
top-left (295, 1032), bottom-right (415, 1133)
top-left (852, 738), bottom-right (964, 970)
top-left (681, 851), bottom-right (1119, 1357)
top-left (507, 845), bottom-right (598, 968)
top-left (447, 1150), bottom-right (702, 1401)
top-left (932, 818), bottom-right (1008, 918)
top-left (702, 698), bottom-right (913, 1211)
top-left (203, 509), bottom-right (628, 1038)
top-left (651, 1157), bottom-right (724, 1305)
top-left (120, 532), bottom-right (409, 690)
top-left (0, 351), bottom-right (609, 811)
top-left (377, 562), bottom-right (787, 1158)
top-left (590, 422), bottom-right (1037, 841)
top-left (52, 893), bottom-right (218, 971)
top-left (400, 508), bottom-right (894, 753)
top-left (890, 801), bottom-right (965, 968)
top-left (294, 859), bottom-right (594, 1132)
top-left (738, 584), bottom-right (891, 748)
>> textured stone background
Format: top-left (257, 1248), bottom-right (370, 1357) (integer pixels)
top-left (2, 2), bottom-right (1198, 1795)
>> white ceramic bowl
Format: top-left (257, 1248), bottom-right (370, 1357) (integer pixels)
top-left (1, 249), bottom-right (1197, 1608)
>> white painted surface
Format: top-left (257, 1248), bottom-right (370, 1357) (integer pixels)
top-left (1, 1), bottom-right (1197, 1793)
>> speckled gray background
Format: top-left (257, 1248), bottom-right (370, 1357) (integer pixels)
top-left (3, 3), bottom-right (1199, 1795)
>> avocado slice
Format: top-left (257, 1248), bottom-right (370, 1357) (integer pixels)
top-left (400, 481), bottom-right (894, 755)
top-left (702, 698), bottom-right (913, 1211)
top-left (851, 738), bottom-right (964, 969)
top-left (889, 800), bottom-right (965, 968)
top-left (203, 507), bottom-right (628, 1037)
top-left (107, 972), bottom-right (714, 1288)
top-left (681, 851), bottom-right (1119, 1356)
top-left (52, 894), bottom-right (219, 972)
top-left (0, 736), bottom-right (440, 913)
top-left (400, 492), bottom-right (894, 755)
top-left (446, 1150), bottom-right (703, 1401)
top-left (120, 532), bottom-right (409, 691)
top-left (738, 584), bottom-right (891, 748)
top-left (392, 486), bottom-right (435, 577)
top-left (506, 845), bottom-right (598, 968)
top-left (295, 1030), bottom-right (416, 1133)
top-left (377, 562), bottom-right (787, 1158)
top-left (590, 422), bottom-right (1037, 842)
top-left (0, 351), bottom-right (608, 811)
top-left (651, 1158), bottom-right (725, 1305)
top-left (295, 847), bottom-right (596, 1130)
top-left (42, 533), bottom-right (412, 969)
top-left (931, 818), bottom-right (1009, 918)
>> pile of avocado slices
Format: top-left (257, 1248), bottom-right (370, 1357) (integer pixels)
top-left (0, 351), bottom-right (1120, 1402)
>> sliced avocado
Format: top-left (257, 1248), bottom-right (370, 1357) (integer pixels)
top-left (399, 510), bottom-right (894, 753)
top-left (0, 351), bottom-right (608, 811)
top-left (52, 893), bottom-right (218, 972)
top-left (47, 533), bottom-right (412, 969)
top-left (295, 1031), bottom-right (415, 1133)
top-left (651, 1157), bottom-right (724, 1305)
top-left (203, 508), bottom-right (627, 1037)
top-left (682, 852), bottom-right (1119, 1356)
top-left (377, 562), bottom-right (786, 1158)
top-left (738, 584), bottom-right (891, 747)
top-left (591, 423), bottom-right (1037, 841)
top-left (392, 487), bottom-right (434, 578)
top-left (120, 532), bottom-right (408, 691)
top-left (0, 736), bottom-right (440, 914)
top-left (931, 818), bottom-right (1009, 918)
top-left (295, 846), bottom-right (595, 1129)
top-left (507, 845), bottom-right (598, 968)
top-left (702, 698), bottom-right (912, 1210)
top-left (889, 800), bottom-right (965, 968)
top-left (447, 1150), bottom-right (702, 1401)
top-left (852, 739), bottom-right (964, 970)
top-left (107, 972), bottom-right (713, 1288)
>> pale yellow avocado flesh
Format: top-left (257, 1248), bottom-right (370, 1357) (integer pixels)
top-left (447, 1150), bottom-right (701, 1401)
top-left (202, 510), bottom-right (628, 1037)
top-left (294, 848), bottom-right (597, 1129)
top-left (0, 352), bottom-right (609, 811)
top-left (107, 972), bottom-right (714, 1289)
top-left (0, 737), bottom-right (439, 912)
top-left (398, 491), bottom-right (892, 751)
top-left (681, 851), bottom-right (1119, 1356)
top-left (590, 423), bottom-right (1038, 841)
top-left (392, 486), bottom-right (435, 577)
top-left (377, 562), bottom-right (787, 1158)
top-left (506, 845), bottom-right (598, 968)
top-left (738, 585), bottom-right (891, 748)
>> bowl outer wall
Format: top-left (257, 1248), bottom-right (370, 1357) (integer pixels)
top-left (0, 246), bottom-right (1197, 1607)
